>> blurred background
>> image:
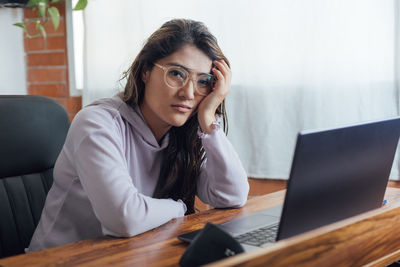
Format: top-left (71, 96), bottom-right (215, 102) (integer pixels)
top-left (1, 0), bottom-right (399, 187)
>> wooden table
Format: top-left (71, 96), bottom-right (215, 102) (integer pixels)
top-left (1, 188), bottom-right (400, 266)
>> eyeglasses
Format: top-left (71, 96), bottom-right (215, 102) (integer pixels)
top-left (154, 63), bottom-right (215, 96)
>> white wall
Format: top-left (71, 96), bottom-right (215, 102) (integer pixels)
top-left (0, 8), bottom-right (26, 95)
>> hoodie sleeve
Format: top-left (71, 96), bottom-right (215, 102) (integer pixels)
top-left (68, 107), bottom-right (186, 238)
top-left (196, 124), bottom-right (249, 208)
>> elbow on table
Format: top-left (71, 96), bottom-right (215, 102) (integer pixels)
top-left (232, 185), bottom-right (250, 208)
top-left (102, 217), bottom-right (148, 238)
top-left (226, 171), bottom-right (250, 208)
top-left (103, 224), bottom-right (137, 238)
top-left (236, 179), bottom-right (250, 206)
top-left (215, 195), bottom-right (247, 209)
top-left (111, 228), bottom-right (137, 238)
top-left (214, 183), bottom-right (249, 208)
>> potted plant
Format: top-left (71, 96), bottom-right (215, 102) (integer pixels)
top-left (12, 0), bottom-right (87, 38)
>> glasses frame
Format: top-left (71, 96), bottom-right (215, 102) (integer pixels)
top-left (154, 63), bottom-right (214, 96)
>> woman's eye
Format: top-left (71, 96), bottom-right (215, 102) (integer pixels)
top-left (198, 79), bottom-right (211, 87)
top-left (169, 69), bottom-right (185, 79)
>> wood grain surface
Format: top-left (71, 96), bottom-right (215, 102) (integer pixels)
top-left (0, 188), bottom-right (399, 266)
top-left (207, 187), bottom-right (400, 267)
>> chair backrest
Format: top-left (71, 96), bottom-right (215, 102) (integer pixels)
top-left (0, 95), bottom-right (70, 258)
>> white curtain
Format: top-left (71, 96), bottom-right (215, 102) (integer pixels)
top-left (81, 0), bottom-right (400, 180)
top-left (0, 8), bottom-right (26, 95)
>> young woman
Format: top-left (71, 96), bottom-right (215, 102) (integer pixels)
top-left (28, 19), bottom-right (249, 252)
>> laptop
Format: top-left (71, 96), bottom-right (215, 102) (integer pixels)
top-left (178, 117), bottom-right (400, 251)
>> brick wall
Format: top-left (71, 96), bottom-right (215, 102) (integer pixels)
top-left (23, 2), bottom-right (81, 121)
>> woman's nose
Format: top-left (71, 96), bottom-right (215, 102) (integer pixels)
top-left (178, 78), bottom-right (196, 99)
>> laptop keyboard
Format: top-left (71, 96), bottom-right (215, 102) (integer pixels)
top-left (235, 223), bottom-right (279, 246)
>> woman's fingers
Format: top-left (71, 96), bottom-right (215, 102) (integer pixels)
top-left (196, 60), bottom-right (231, 133)
top-left (214, 60), bottom-right (231, 82)
top-left (211, 60), bottom-right (231, 96)
top-left (214, 60), bottom-right (230, 75)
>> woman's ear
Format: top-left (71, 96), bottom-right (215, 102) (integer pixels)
top-left (142, 70), bottom-right (149, 83)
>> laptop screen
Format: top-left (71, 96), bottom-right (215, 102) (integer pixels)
top-left (277, 117), bottom-right (400, 240)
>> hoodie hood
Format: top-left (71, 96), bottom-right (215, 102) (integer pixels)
top-left (86, 95), bottom-right (169, 150)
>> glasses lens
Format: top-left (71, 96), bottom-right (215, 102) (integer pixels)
top-left (165, 67), bottom-right (188, 88)
top-left (196, 74), bottom-right (214, 95)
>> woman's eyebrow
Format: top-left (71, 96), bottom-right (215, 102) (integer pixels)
top-left (166, 62), bottom-right (212, 76)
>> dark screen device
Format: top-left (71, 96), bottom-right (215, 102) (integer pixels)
top-left (178, 117), bottom-right (400, 251)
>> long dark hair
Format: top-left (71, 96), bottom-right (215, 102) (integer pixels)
top-left (121, 19), bottom-right (229, 214)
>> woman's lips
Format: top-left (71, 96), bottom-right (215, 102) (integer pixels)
top-left (171, 104), bottom-right (192, 113)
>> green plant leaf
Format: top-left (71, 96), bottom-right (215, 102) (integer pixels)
top-left (73, 0), bottom-right (87, 10)
top-left (13, 22), bottom-right (26, 29)
top-left (38, 1), bottom-right (47, 17)
top-left (51, 0), bottom-right (63, 3)
top-left (13, 22), bottom-right (29, 36)
top-left (47, 7), bottom-right (60, 30)
top-left (37, 24), bottom-right (47, 39)
top-left (27, 0), bottom-right (42, 7)
top-left (14, 22), bottom-right (37, 38)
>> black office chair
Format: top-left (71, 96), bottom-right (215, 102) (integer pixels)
top-left (0, 95), bottom-right (70, 258)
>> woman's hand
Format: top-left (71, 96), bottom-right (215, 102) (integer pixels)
top-left (197, 60), bottom-right (231, 134)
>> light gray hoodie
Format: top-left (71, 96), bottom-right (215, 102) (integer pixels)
top-left (28, 95), bottom-right (249, 252)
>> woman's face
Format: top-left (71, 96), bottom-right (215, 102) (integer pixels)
top-left (140, 44), bottom-right (212, 139)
